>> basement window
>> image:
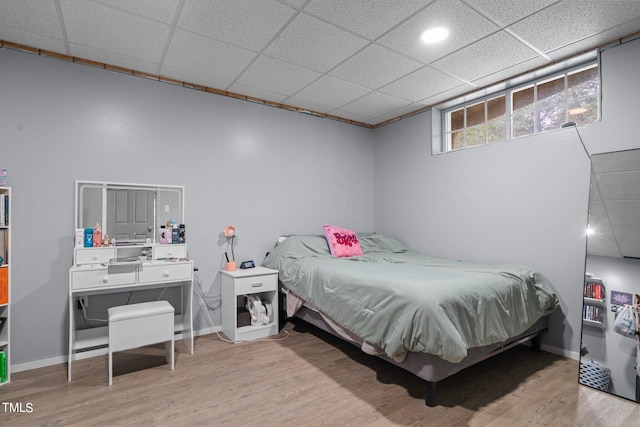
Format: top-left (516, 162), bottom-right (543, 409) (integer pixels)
top-left (436, 55), bottom-right (599, 153)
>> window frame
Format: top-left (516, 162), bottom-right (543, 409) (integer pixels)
top-left (435, 52), bottom-right (600, 154)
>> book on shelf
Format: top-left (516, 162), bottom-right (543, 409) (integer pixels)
top-left (0, 350), bottom-right (6, 383)
top-left (0, 193), bottom-right (5, 227)
top-left (0, 193), bottom-right (6, 227)
top-left (583, 305), bottom-right (602, 322)
top-left (0, 268), bottom-right (7, 305)
top-left (0, 229), bottom-right (6, 266)
top-left (584, 282), bottom-right (604, 299)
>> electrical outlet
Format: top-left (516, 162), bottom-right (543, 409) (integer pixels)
top-left (77, 296), bottom-right (88, 309)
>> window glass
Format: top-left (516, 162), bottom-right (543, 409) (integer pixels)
top-left (567, 65), bottom-right (599, 125)
top-left (466, 102), bottom-right (485, 127)
top-left (441, 58), bottom-right (598, 153)
top-left (513, 85), bottom-right (534, 111)
top-left (487, 96), bottom-right (506, 143)
top-left (450, 131), bottom-right (465, 150)
top-left (466, 125), bottom-right (485, 147)
top-left (450, 108), bottom-right (464, 131)
top-left (536, 76), bottom-right (566, 132)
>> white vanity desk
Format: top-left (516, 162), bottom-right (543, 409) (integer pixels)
top-left (67, 244), bottom-right (194, 382)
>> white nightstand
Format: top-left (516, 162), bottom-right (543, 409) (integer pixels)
top-left (220, 266), bottom-right (279, 342)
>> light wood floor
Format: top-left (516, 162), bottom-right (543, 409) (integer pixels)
top-left (1, 320), bottom-right (638, 426)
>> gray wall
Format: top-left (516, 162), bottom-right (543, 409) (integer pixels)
top-left (0, 48), bottom-right (375, 368)
top-left (374, 37), bottom-right (640, 357)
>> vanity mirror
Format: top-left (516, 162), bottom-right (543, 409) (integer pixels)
top-left (75, 181), bottom-right (184, 245)
top-left (580, 149), bottom-right (640, 402)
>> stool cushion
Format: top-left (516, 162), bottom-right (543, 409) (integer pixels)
top-left (108, 301), bottom-right (174, 322)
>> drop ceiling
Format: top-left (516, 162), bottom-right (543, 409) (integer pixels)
top-left (588, 149), bottom-right (640, 259)
top-left (1, 0), bottom-right (640, 127)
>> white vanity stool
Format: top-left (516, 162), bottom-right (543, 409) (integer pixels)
top-left (108, 301), bottom-right (175, 385)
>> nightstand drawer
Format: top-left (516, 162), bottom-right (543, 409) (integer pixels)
top-left (72, 267), bottom-right (136, 290)
top-left (235, 274), bottom-right (277, 295)
top-left (138, 262), bottom-right (192, 283)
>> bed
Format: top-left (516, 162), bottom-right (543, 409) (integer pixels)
top-left (262, 232), bottom-right (559, 406)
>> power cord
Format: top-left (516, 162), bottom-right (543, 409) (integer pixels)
top-left (561, 121), bottom-right (591, 159)
top-left (78, 297), bottom-right (108, 324)
top-left (214, 329), bottom-right (290, 344)
top-left (193, 273), bottom-right (220, 331)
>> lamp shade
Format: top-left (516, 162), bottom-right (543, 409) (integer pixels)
top-left (224, 225), bottom-right (236, 237)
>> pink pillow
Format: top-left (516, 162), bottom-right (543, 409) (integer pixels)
top-left (323, 224), bottom-right (363, 258)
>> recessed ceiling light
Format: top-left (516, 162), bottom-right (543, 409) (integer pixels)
top-left (420, 26), bottom-right (449, 44)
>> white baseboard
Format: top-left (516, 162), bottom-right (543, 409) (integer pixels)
top-left (11, 325), bottom-right (222, 374)
top-left (12, 355), bottom-right (68, 373)
top-left (540, 343), bottom-right (580, 361)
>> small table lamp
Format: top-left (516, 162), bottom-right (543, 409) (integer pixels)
top-left (224, 226), bottom-right (237, 271)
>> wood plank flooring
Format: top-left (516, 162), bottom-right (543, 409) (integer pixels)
top-left (1, 320), bottom-right (638, 426)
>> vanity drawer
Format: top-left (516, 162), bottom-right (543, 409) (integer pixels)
top-left (138, 262), bottom-right (192, 283)
top-left (75, 247), bottom-right (116, 265)
top-left (72, 267), bottom-right (136, 290)
top-left (235, 274), bottom-right (277, 295)
top-left (153, 244), bottom-right (186, 259)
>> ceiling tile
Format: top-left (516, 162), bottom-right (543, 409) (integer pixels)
top-left (0, 28), bottom-right (67, 54)
top-left (294, 75), bottom-right (371, 108)
top-left (340, 91), bottom-right (413, 118)
top-left (588, 200), bottom-right (606, 226)
top-left (263, 13), bottom-right (369, 73)
top-left (278, 0), bottom-right (307, 9)
top-left (585, 200), bottom-right (622, 257)
top-left (464, 0), bottom-right (558, 26)
top-left (431, 31), bottom-right (539, 83)
top-left (595, 171), bottom-right (640, 201)
top-left (60, 0), bottom-right (170, 62)
top-left (163, 29), bottom-right (256, 81)
top-left (547, 17), bottom-right (640, 61)
top-left (605, 200), bottom-right (640, 224)
top-left (417, 83), bottom-right (477, 107)
top-left (303, 0), bottom-right (433, 40)
top-left (379, 65), bottom-right (467, 102)
top-left (71, 43), bottom-right (161, 75)
top-left (612, 223), bottom-right (640, 258)
top-left (587, 226), bottom-right (623, 258)
top-left (470, 55), bottom-right (550, 89)
top-left (329, 44), bottom-right (423, 89)
top-left (93, 0), bottom-right (181, 23)
top-left (377, 0), bottom-right (500, 64)
top-left (0, 0), bottom-right (62, 39)
top-left (372, 103), bottom-right (426, 124)
top-left (509, 0), bottom-right (640, 53)
top-left (589, 175), bottom-right (601, 202)
top-left (237, 56), bottom-right (322, 96)
top-left (178, 0), bottom-right (296, 52)
top-left (592, 149), bottom-right (640, 173)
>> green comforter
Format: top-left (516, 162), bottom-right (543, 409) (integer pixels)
top-left (262, 234), bottom-right (558, 363)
